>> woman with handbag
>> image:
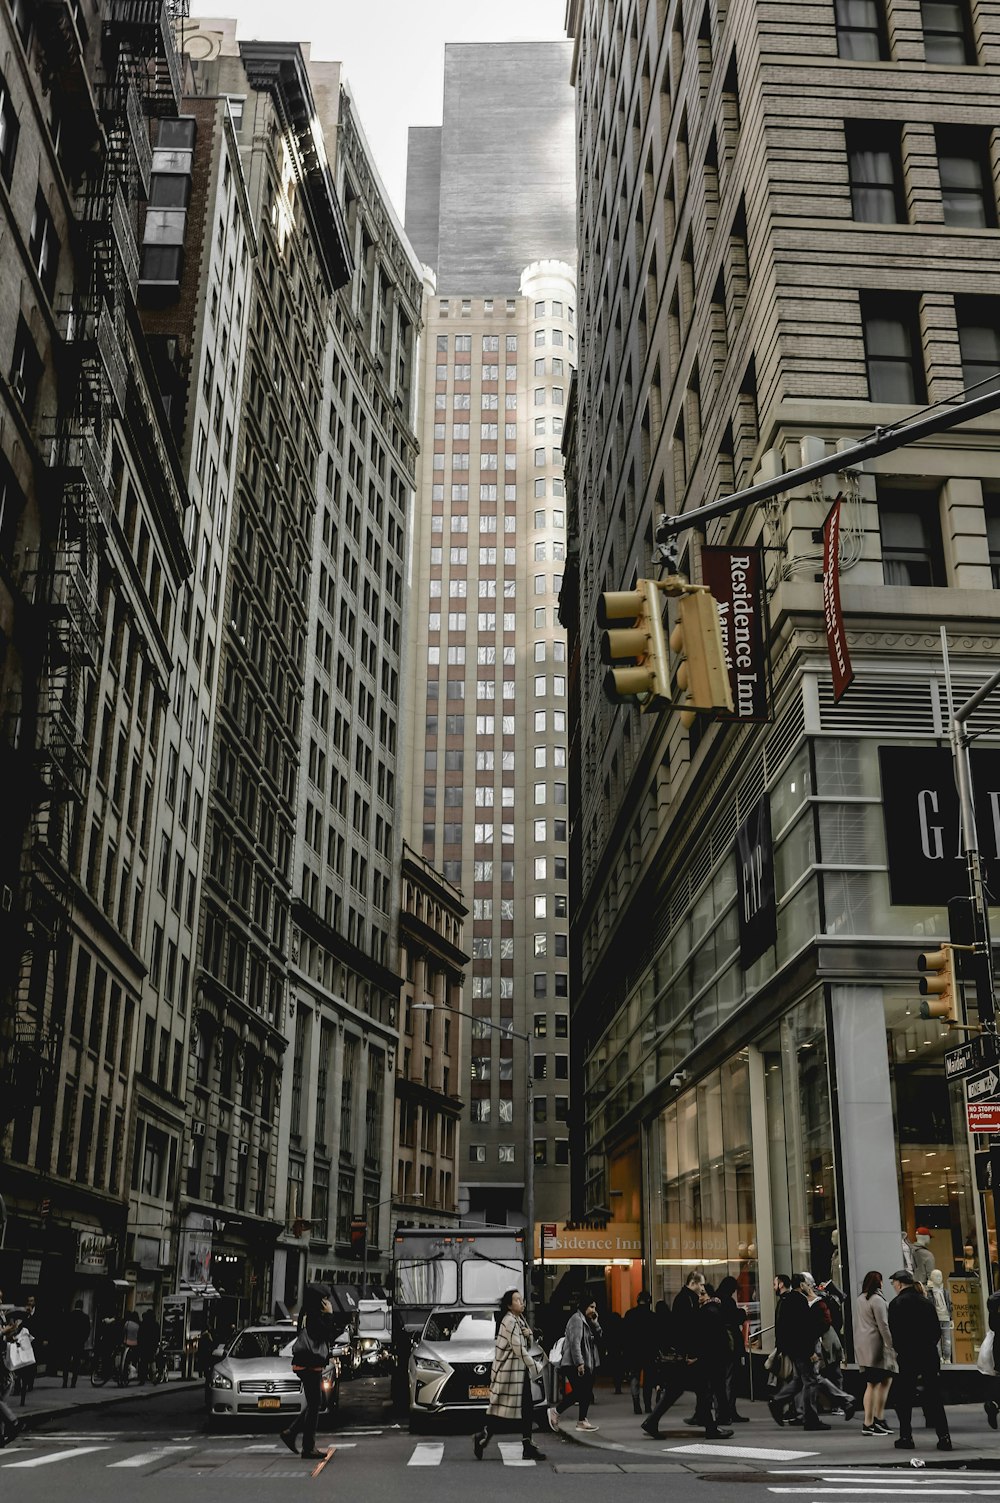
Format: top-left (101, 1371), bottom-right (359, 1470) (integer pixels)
top-left (0, 1299), bottom-right (24, 1447)
top-left (474, 1289), bottom-right (546, 1461)
top-left (854, 1270), bottom-right (896, 1436)
top-left (548, 1296), bottom-right (602, 1433)
top-left (281, 1283), bottom-right (336, 1459)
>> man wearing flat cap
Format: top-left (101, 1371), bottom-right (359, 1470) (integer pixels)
top-left (887, 1270), bottom-right (951, 1452)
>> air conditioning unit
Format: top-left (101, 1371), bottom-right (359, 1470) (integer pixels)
top-left (192, 1120), bottom-right (206, 1138)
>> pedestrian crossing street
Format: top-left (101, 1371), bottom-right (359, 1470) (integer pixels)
top-left (0, 1429), bottom-right (546, 1471)
top-left (767, 1469), bottom-right (1000, 1498)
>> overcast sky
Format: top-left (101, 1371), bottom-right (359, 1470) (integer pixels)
top-left (191, 1), bottom-right (570, 218)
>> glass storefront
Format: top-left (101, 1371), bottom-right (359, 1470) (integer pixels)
top-left (648, 1051), bottom-right (756, 1309)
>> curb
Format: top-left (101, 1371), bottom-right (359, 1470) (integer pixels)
top-left (17, 1380), bottom-right (203, 1433)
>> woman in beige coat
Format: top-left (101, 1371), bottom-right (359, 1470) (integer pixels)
top-left (854, 1270), bottom-right (897, 1435)
top-left (474, 1289), bottom-right (546, 1462)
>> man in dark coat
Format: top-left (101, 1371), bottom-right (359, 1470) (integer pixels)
top-left (137, 1310), bottom-right (161, 1383)
top-left (768, 1272), bottom-right (831, 1431)
top-left (622, 1292), bottom-right (657, 1414)
top-left (641, 1271), bottom-right (706, 1437)
top-left (63, 1302), bottom-right (91, 1389)
top-left (692, 1288), bottom-right (734, 1439)
top-left (888, 1270), bottom-right (951, 1451)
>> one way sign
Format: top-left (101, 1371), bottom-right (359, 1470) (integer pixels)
top-left (967, 1067), bottom-right (1000, 1104)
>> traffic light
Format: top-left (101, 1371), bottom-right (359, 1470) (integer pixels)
top-left (598, 579), bottom-right (669, 708)
top-left (918, 944), bottom-right (959, 1022)
top-left (668, 588), bottom-right (734, 729)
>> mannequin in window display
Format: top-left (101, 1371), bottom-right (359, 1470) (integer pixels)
top-left (830, 1230), bottom-right (842, 1290)
top-left (927, 1269), bottom-right (952, 1363)
top-left (912, 1230), bottom-right (936, 1287)
top-left (900, 1233), bottom-right (916, 1275)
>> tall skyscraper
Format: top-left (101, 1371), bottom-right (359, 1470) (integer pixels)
top-left (563, 0), bottom-right (1000, 1332)
top-left (404, 44), bottom-right (577, 1235)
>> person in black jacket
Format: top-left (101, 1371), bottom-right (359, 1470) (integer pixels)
top-left (985, 1289), bottom-right (1000, 1428)
top-left (715, 1276), bottom-right (749, 1423)
top-left (692, 1288), bottom-right (734, 1439)
top-left (281, 1284), bottom-right (336, 1459)
top-left (887, 1271), bottom-right (950, 1451)
top-left (62, 1301), bottom-right (91, 1389)
top-left (622, 1292), bottom-right (657, 1414)
top-left (768, 1273), bottom-right (830, 1431)
top-left (641, 1272), bottom-right (705, 1437)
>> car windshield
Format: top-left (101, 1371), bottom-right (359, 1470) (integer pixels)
top-left (422, 1310), bottom-right (495, 1343)
top-left (227, 1330), bottom-right (294, 1360)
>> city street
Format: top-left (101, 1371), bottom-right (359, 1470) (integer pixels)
top-left (5, 1377), bottom-right (1000, 1503)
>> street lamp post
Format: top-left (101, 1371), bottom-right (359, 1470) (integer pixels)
top-left (360, 1192), bottom-right (423, 1300)
top-left (413, 1002), bottom-right (534, 1311)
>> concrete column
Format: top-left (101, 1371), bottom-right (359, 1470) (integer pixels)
top-left (830, 984), bottom-right (904, 1297)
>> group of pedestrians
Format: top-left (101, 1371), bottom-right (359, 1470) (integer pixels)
top-left (631, 1273), bottom-right (749, 1439)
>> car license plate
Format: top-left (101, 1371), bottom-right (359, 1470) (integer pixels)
top-left (257, 1397), bottom-right (282, 1409)
top-left (468, 1385), bottom-right (490, 1400)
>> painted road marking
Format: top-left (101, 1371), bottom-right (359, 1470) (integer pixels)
top-left (108, 1446), bottom-right (195, 1469)
top-left (498, 1440), bottom-right (536, 1466)
top-left (669, 1443), bottom-right (820, 1462)
top-left (3, 1446), bottom-right (110, 1468)
top-left (408, 1443), bottom-right (445, 1466)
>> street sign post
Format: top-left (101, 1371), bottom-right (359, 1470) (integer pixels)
top-left (966, 1066), bottom-right (1000, 1104)
top-left (945, 1034), bottom-right (1000, 1081)
top-left (967, 1100), bottom-right (1000, 1134)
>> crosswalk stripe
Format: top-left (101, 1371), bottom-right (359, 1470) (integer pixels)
top-left (108, 1446), bottom-right (195, 1468)
top-left (408, 1442), bottom-right (444, 1466)
top-left (3, 1446), bottom-right (110, 1469)
top-left (498, 1440), bottom-right (535, 1466)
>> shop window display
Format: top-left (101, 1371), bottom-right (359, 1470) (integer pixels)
top-left (883, 985), bottom-right (987, 1362)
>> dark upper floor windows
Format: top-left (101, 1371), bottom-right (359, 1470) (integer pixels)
top-left (861, 292), bottom-right (925, 404)
top-left (921, 0), bottom-right (975, 63)
top-left (955, 297), bottom-right (1000, 394)
top-left (0, 69), bottom-right (19, 188)
top-left (835, 0), bottom-right (888, 60)
top-left (847, 123), bottom-right (904, 222)
top-left (936, 127), bottom-right (996, 227)
top-left (29, 187), bottom-right (59, 301)
top-left (878, 490), bottom-right (945, 586)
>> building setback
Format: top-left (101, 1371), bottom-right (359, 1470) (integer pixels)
top-left (563, 0), bottom-right (1000, 1350)
top-left (404, 42), bottom-right (578, 1242)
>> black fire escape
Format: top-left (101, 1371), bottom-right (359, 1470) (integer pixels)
top-left (2, 1), bottom-right (184, 1129)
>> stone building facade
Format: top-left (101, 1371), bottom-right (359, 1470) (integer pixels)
top-left (563, 0), bottom-right (1000, 1344)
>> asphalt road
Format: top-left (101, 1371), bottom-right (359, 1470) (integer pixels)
top-left (6, 1380), bottom-right (1000, 1503)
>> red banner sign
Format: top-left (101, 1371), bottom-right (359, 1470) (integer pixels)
top-left (967, 1100), bottom-right (1000, 1134)
top-left (701, 546), bottom-right (769, 723)
top-left (822, 498), bottom-right (854, 702)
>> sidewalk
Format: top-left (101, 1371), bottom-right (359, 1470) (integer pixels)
top-left (7, 1373), bottom-right (203, 1431)
top-left (554, 1385), bottom-right (1000, 1472)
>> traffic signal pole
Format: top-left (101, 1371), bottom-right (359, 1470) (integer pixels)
top-left (653, 383), bottom-right (1000, 546)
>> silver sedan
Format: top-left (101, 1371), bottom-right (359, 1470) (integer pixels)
top-left (408, 1306), bottom-right (545, 1427)
top-left (208, 1324), bottom-right (339, 1422)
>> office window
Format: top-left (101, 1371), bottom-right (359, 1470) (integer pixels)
top-left (847, 124), bottom-right (904, 222)
top-left (468, 1143), bottom-right (486, 1163)
top-left (879, 489), bottom-right (944, 585)
top-left (534, 1140), bottom-right (548, 1165)
top-left (937, 128), bottom-right (995, 227)
top-left (956, 297), bottom-right (1000, 394)
top-left (861, 293), bottom-right (925, 403)
top-left (29, 188), bottom-right (60, 300)
top-left (0, 69), bottom-right (19, 188)
top-left (835, 0), bottom-right (888, 59)
top-left (921, 0), bottom-right (974, 63)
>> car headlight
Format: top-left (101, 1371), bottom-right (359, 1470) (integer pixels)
top-left (416, 1357), bottom-right (445, 1373)
top-left (210, 1371), bottom-right (233, 1390)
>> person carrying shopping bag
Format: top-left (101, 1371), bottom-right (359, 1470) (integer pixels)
top-left (281, 1283), bottom-right (336, 1460)
top-left (474, 1289), bottom-right (546, 1461)
top-left (548, 1296), bottom-right (602, 1433)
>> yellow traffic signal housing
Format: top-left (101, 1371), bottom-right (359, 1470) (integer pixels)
top-left (668, 588), bottom-right (734, 729)
top-left (918, 944), bottom-right (958, 1022)
top-left (598, 580), bottom-right (669, 708)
